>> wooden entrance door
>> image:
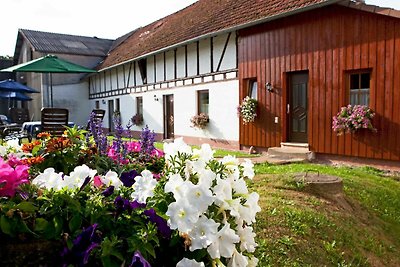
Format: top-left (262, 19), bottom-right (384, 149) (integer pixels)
top-left (288, 72), bottom-right (308, 143)
top-left (163, 94), bottom-right (174, 139)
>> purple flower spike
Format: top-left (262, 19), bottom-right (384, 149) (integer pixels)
top-left (144, 208), bottom-right (171, 239)
top-left (129, 250), bottom-right (151, 267)
top-left (120, 170), bottom-right (139, 187)
top-left (139, 125), bottom-right (156, 162)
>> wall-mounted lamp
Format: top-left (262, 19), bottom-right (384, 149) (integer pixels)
top-left (266, 82), bottom-right (273, 92)
top-left (102, 99), bottom-right (106, 104)
top-left (154, 94), bottom-right (159, 101)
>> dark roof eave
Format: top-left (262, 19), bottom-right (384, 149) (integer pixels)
top-left (98, 0), bottom-right (344, 72)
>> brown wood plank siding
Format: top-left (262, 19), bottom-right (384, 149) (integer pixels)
top-left (238, 5), bottom-right (400, 161)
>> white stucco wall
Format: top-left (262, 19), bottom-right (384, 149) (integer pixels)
top-left (52, 82), bottom-right (91, 126)
top-left (173, 79), bottom-right (239, 141)
top-left (91, 79), bottom-right (239, 142)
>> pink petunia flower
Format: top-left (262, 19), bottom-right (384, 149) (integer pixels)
top-left (0, 158), bottom-right (30, 197)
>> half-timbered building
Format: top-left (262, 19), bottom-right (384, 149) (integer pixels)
top-left (9, 0), bottom-right (400, 162)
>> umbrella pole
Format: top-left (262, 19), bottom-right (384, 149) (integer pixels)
top-left (50, 73), bottom-right (53, 107)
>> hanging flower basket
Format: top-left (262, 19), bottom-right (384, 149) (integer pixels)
top-left (238, 96), bottom-right (258, 124)
top-left (332, 105), bottom-right (376, 135)
top-left (130, 114), bottom-right (143, 126)
top-left (190, 113), bottom-right (209, 129)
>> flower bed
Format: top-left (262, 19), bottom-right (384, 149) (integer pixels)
top-left (0, 112), bottom-right (260, 266)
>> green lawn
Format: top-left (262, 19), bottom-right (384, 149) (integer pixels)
top-left (108, 136), bottom-right (260, 158)
top-left (252, 163), bottom-right (400, 266)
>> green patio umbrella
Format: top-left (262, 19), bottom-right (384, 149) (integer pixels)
top-left (0, 55), bottom-right (97, 107)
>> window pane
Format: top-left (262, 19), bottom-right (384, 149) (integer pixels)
top-left (350, 74), bottom-right (359, 90)
top-left (198, 90), bottom-right (209, 115)
top-left (349, 71), bottom-right (370, 106)
top-left (249, 80), bottom-right (258, 100)
top-left (361, 73), bottom-right (370, 89)
top-left (136, 97), bottom-right (143, 115)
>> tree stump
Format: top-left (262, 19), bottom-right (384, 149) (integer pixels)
top-left (294, 171), bottom-right (352, 211)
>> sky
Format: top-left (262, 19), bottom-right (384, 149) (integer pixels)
top-left (0, 0), bottom-right (399, 57)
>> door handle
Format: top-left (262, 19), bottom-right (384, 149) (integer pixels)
top-left (287, 104), bottom-right (290, 114)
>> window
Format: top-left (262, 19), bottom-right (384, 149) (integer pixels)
top-left (138, 59), bottom-right (147, 84)
top-left (249, 80), bottom-right (258, 100)
top-left (95, 100), bottom-right (100, 109)
top-left (136, 97), bottom-right (143, 115)
top-left (349, 71), bottom-right (370, 105)
top-left (116, 98), bottom-right (120, 112)
top-left (197, 90), bottom-right (209, 115)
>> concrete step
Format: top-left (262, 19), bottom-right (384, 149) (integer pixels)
top-left (267, 146), bottom-right (315, 161)
top-left (280, 142), bottom-right (309, 149)
top-left (264, 157), bottom-right (309, 165)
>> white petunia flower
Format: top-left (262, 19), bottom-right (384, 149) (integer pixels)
top-left (101, 170), bottom-right (123, 189)
top-left (227, 167), bottom-right (240, 181)
top-left (185, 159), bottom-right (206, 178)
top-left (5, 139), bottom-right (22, 152)
top-left (207, 223), bottom-right (240, 259)
top-left (188, 216), bottom-right (220, 251)
top-left (32, 168), bottom-right (64, 190)
top-left (193, 143), bottom-right (215, 161)
top-left (0, 145), bottom-right (6, 156)
top-left (227, 249), bottom-right (249, 267)
top-left (131, 170), bottom-right (157, 204)
top-left (165, 174), bottom-right (195, 201)
top-left (198, 169), bottom-right (216, 188)
top-left (237, 225), bottom-right (257, 252)
top-left (166, 200), bottom-right (199, 233)
top-left (213, 176), bottom-right (233, 209)
top-left (165, 174), bottom-right (185, 194)
top-left (220, 155), bottom-right (239, 170)
top-left (164, 137), bottom-right (192, 159)
top-left (232, 178), bottom-right (248, 195)
top-left (69, 164), bottom-right (97, 181)
top-left (186, 184), bottom-right (214, 214)
top-left (176, 258), bottom-right (205, 267)
top-left (226, 198), bottom-right (242, 219)
top-left (247, 256), bottom-right (259, 267)
top-left (60, 165), bottom-right (96, 190)
top-left (239, 192), bottom-right (261, 224)
top-left (241, 159), bottom-right (255, 180)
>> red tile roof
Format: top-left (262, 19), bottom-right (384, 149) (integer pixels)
top-left (98, 0), bottom-right (338, 70)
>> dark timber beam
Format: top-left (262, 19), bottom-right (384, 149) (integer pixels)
top-left (122, 64), bottom-right (126, 88)
top-left (210, 37), bottom-right (214, 73)
top-left (216, 32), bottom-right (232, 72)
top-left (174, 49), bottom-right (177, 80)
top-left (127, 62), bottom-right (132, 87)
top-left (185, 45), bottom-right (188, 77)
top-left (154, 55), bottom-right (157, 83)
top-left (196, 41), bottom-right (200, 75)
top-left (164, 52), bottom-right (167, 81)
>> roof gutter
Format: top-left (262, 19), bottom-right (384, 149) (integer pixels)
top-left (98, 0), bottom-right (345, 72)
